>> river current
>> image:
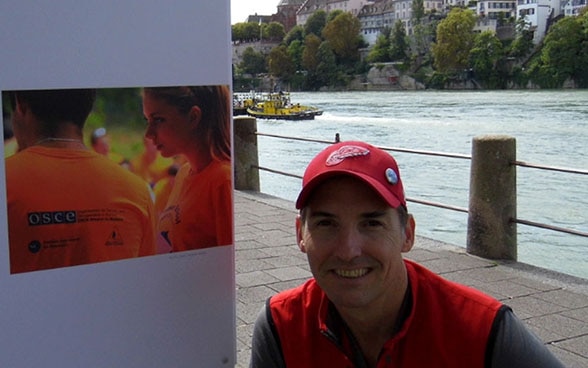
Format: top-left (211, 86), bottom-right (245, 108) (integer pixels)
top-left (254, 90), bottom-right (588, 279)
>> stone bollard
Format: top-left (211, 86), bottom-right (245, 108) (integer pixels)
top-left (467, 135), bottom-right (517, 260)
top-left (233, 115), bottom-right (260, 191)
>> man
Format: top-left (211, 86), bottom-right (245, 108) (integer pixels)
top-left (250, 141), bottom-right (563, 367)
top-left (5, 89), bottom-right (156, 273)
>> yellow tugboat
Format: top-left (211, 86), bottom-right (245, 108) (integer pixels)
top-left (233, 91), bottom-right (258, 116)
top-left (246, 92), bottom-right (322, 120)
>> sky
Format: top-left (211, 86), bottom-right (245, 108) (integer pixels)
top-left (231, 0), bottom-right (280, 24)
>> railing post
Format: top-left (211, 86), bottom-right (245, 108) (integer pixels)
top-left (233, 115), bottom-right (260, 191)
top-left (467, 135), bottom-right (517, 260)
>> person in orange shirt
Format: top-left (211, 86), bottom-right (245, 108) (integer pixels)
top-left (142, 85), bottom-right (232, 252)
top-left (5, 88), bottom-right (156, 273)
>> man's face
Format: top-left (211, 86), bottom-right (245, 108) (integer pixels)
top-left (297, 176), bottom-right (414, 311)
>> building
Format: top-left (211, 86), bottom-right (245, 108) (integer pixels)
top-left (296, 0), bottom-right (373, 25)
top-left (517, 0), bottom-right (566, 43)
top-left (563, 0), bottom-right (587, 15)
top-left (358, 0), bottom-right (396, 45)
top-left (477, 0), bottom-right (518, 20)
top-left (273, 0), bottom-right (307, 32)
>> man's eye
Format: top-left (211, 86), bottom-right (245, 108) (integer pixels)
top-left (314, 219), bottom-right (333, 227)
top-left (365, 220), bottom-right (383, 227)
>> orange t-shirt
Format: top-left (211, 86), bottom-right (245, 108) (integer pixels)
top-left (157, 160), bottom-right (233, 252)
top-left (6, 146), bottom-right (156, 273)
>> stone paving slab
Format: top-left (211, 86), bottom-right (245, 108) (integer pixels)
top-left (234, 190), bottom-right (588, 368)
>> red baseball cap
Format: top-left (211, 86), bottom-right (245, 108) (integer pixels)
top-left (295, 141), bottom-right (406, 209)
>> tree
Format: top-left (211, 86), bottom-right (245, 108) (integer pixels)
top-left (469, 31), bottom-right (505, 88)
top-left (432, 8), bottom-right (476, 73)
top-left (529, 14), bottom-right (587, 87)
top-left (412, 0), bottom-right (425, 23)
top-left (389, 20), bottom-right (409, 62)
top-left (232, 22), bottom-right (262, 42)
top-left (284, 25), bottom-right (305, 46)
top-left (367, 28), bottom-right (392, 63)
top-left (509, 18), bottom-right (534, 60)
top-left (304, 10), bottom-right (327, 37)
top-left (268, 45), bottom-right (296, 82)
top-left (322, 12), bottom-right (362, 65)
top-left (327, 9), bottom-right (344, 22)
top-left (288, 39), bottom-right (304, 71)
top-left (302, 33), bottom-right (322, 72)
top-left (263, 22), bottom-right (286, 42)
top-left (239, 47), bottom-right (267, 75)
top-left (315, 42), bottom-right (339, 88)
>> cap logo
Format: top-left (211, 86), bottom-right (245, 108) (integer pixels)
top-left (326, 145), bottom-right (370, 166)
top-left (385, 168), bottom-right (399, 185)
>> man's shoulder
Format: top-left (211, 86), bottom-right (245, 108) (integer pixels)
top-left (269, 278), bottom-right (321, 308)
top-left (406, 259), bottom-right (502, 310)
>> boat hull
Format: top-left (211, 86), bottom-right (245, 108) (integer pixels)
top-left (246, 108), bottom-right (319, 120)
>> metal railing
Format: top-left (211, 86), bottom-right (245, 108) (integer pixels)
top-left (233, 115), bottom-right (586, 261)
top-left (252, 132), bottom-right (588, 239)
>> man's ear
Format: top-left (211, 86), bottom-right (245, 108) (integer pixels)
top-left (401, 214), bottom-right (416, 253)
top-left (296, 215), bottom-right (306, 253)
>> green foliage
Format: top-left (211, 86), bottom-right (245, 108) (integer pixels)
top-left (284, 25), bottom-right (305, 46)
top-left (322, 12), bottom-right (362, 65)
top-left (240, 47), bottom-right (267, 75)
top-left (527, 12), bottom-right (588, 88)
top-left (390, 21), bottom-right (409, 62)
top-left (92, 88), bottom-right (143, 130)
top-left (287, 40), bottom-right (304, 71)
top-left (412, 0), bottom-right (425, 22)
top-left (316, 42), bottom-right (339, 87)
top-left (232, 22), bottom-right (262, 43)
top-left (327, 10), bottom-right (344, 22)
top-left (427, 71), bottom-right (448, 89)
top-left (509, 19), bottom-right (534, 60)
top-left (302, 33), bottom-right (322, 71)
top-left (469, 31), bottom-right (506, 88)
top-left (367, 32), bottom-right (392, 63)
top-left (263, 22), bottom-right (286, 42)
top-left (231, 4), bottom-right (586, 90)
top-left (432, 8), bottom-right (476, 73)
top-left (304, 10), bottom-right (327, 37)
top-left (269, 45), bottom-right (296, 81)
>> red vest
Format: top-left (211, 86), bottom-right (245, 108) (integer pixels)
top-left (269, 260), bottom-right (502, 368)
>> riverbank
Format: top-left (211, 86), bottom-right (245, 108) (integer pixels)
top-left (234, 190), bottom-right (588, 367)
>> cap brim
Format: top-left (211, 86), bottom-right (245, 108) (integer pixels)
top-left (295, 170), bottom-right (402, 209)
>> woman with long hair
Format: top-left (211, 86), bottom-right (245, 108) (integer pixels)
top-left (142, 85), bottom-right (232, 252)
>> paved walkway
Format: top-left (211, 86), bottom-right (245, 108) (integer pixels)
top-left (234, 190), bottom-right (588, 368)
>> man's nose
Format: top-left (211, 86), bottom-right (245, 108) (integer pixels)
top-left (334, 227), bottom-right (363, 261)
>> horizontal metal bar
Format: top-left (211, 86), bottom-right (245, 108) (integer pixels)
top-left (256, 132), bottom-right (336, 145)
top-left (513, 161), bottom-right (588, 175)
top-left (378, 145), bottom-right (471, 160)
top-left (407, 197), bottom-right (469, 213)
top-left (512, 218), bottom-right (588, 237)
top-left (257, 132), bottom-right (472, 160)
top-left (256, 165), bottom-right (302, 180)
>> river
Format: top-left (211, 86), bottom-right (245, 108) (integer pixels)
top-left (253, 90), bottom-right (588, 280)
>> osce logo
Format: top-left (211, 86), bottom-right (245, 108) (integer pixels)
top-left (28, 211), bottom-right (77, 226)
